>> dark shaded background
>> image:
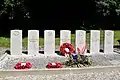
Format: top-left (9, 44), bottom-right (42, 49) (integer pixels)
top-left (0, 1), bottom-right (120, 37)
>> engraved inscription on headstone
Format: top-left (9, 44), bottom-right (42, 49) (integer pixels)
top-left (75, 30), bottom-right (86, 53)
top-left (48, 31), bottom-right (52, 36)
top-left (92, 32), bottom-right (99, 42)
top-left (10, 30), bottom-right (22, 55)
top-left (13, 31), bottom-right (20, 36)
top-left (106, 32), bottom-right (112, 44)
top-left (28, 30), bottom-right (39, 55)
top-left (45, 31), bottom-right (54, 44)
top-left (29, 36), bottom-right (38, 42)
top-left (104, 30), bottom-right (114, 53)
top-left (90, 30), bottom-right (100, 53)
top-left (44, 30), bottom-right (55, 55)
top-left (60, 30), bottom-right (71, 45)
top-left (106, 32), bottom-right (112, 36)
top-left (79, 31), bottom-right (84, 37)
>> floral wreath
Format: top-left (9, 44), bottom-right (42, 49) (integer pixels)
top-left (60, 43), bottom-right (75, 56)
top-left (14, 62), bottom-right (32, 69)
top-left (46, 62), bottom-right (62, 69)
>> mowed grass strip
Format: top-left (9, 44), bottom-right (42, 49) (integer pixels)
top-left (0, 30), bottom-right (119, 48)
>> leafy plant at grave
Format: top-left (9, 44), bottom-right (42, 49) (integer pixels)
top-left (60, 43), bottom-right (92, 68)
top-left (62, 54), bottom-right (92, 68)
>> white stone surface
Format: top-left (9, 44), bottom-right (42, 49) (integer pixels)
top-left (75, 30), bottom-right (87, 54)
top-left (65, 48), bottom-right (69, 52)
top-left (28, 30), bottom-right (39, 55)
top-left (51, 63), bottom-right (56, 65)
top-left (21, 63), bottom-right (26, 66)
top-left (10, 30), bottom-right (22, 55)
top-left (60, 30), bottom-right (71, 45)
top-left (90, 30), bottom-right (100, 53)
top-left (44, 30), bottom-right (55, 55)
top-left (104, 30), bottom-right (114, 53)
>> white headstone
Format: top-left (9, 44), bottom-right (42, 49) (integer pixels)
top-left (75, 30), bottom-right (87, 54)
top-left (28, 30), bottom-right (39, 55)
top-left (104, 30), bottom-right (114, 53)
top-left (90, 30), bottom-right (100, 53)
top-left (44, 30), bottom-right (55, 55)
top-left (60, 30), bottom-right (71, 45)
top-left (10, 30), bottom-right (22, 55)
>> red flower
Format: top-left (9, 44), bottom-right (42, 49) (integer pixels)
top-left (46, 62), bottom-right (62, 69)
top-left (14, 62), bottom-right (22, 69)
top-left (77, 43), bottom-right (86, 55)
top-left (60, 43), bottom-right (75, 56)
top-left (14, 62), bottom-right (32, 69)
top-left (26, 62), bottom-right (32, 69)
top-left (56, 62), bottom-right (62, 68)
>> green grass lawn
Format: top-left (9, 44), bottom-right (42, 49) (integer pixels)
top-left (0, 30), bottom-right (120, 48)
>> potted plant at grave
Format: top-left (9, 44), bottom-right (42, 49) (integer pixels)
top-left (60, 43), bottom-right (92, 68)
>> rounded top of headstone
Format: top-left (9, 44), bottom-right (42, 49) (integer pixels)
top-left (76, 30), bottom-right (85, 31)
top-left (44, 30), bottom-right (55, 32)
top-left (28, 30), bottom-right (39, 32)
top-left (60, 30), bottom-right (70, 31)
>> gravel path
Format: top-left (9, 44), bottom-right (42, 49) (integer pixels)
top-left (0, 68), bottom-right (120, 80)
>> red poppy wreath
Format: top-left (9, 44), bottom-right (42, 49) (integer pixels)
top-left (60, 43), bottom-right (75, 56)
top-left (46, 62), bottom-right (62, 69)
top-left (14, 62), bottom-right (32, 69)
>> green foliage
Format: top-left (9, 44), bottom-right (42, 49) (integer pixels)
top-left (0, 0), bottom-right (30, 19)
top-left (0, 37), bottom-right (10, 47)
top-left (95, 0), bottom-right (120, 16)
top-left (1, 0), bottom-right (120, 20)
top-left (62, 54), bottom-right (92, 68)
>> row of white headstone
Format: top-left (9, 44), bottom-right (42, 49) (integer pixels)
top-left (10, 30), bottom-right (114, 55)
